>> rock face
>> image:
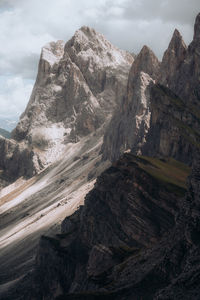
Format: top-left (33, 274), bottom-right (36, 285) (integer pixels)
top-left (159, 29), bottom-right (187, 87)
top-left (12, 27), bottom-right (133, 144)
top-left (102, 13), bottom-right (200, 164)
top-left (142, 84), bottom-right (200, 165)
top-left (14, 154), bottom-right (190, 299)
top-left (102, 46), bottom-right (159, 161)
top-left (159, 13), bottom-right (200, 107)
top-left (0, 27), bottom-right (133, 181)
top-left (10, 153), bottom-right (200, 300)
top-left (0, 136), bottom-right (40, 180)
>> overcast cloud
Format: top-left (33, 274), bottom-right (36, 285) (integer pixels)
top-left (0, 0), bottom-right (200, 124)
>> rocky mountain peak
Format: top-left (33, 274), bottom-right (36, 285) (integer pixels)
top-left (160, 29), bottom-right (187, 86)
top-left (65, 25), bottom-right (133, 70)
top-left (41, 40), bottom-right (65, 66)
top-left (194, 12), bottom-right (200, 42)
top-left (169, 28), bottom-right (187, 51)
top-left (128, 45), bottom-right (160, 82)
top-left (5, 27), bottom-right (133, 179)
top-left (35, 40), bottom-right (65, 86)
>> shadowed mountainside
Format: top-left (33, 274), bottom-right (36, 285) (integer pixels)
top-left (1, 12), bottom-right (200, 300)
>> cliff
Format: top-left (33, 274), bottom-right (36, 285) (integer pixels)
top-left (102, 13), bottom-right (200, 164)
top-left (14, 154), bottom-right (191, 299)
top-left (0, 27), bottom-right (133, 182)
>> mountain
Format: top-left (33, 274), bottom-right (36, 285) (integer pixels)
top-left (30, 152), bottom-right (198, 300)
top-left (101, 45), bottom-right (160, 161)
top-left (102, 14), bottom-right (200, 165)
top-left (0, 27), bottom-right (133, 182)
top-left (23, 155), bottom-right (190, 300)
top-left (0, 128), bottom-right (11, 139)
top-left (0, 27), bottom-right (133, 297)
top-left (1, 12), bottom-right (200, 300)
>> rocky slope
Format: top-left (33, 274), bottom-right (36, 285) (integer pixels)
top-left (8, 13), bottom-right (200, 300)
top-left (0, 26), bottom-right (133, 182)
top-left (0, 129), bottom-right (109, 299)
top-left (0, 27), bottom-right (133, 297)
top-left (102, 46), bottom-right (159, 161)
top-left (102, 13), bottom-right (200, 164)
top-left (11, 153), bottom-right (191, 299)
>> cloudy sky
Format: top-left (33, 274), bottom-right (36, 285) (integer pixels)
top-left (0, 0), bottom-right (200, 128)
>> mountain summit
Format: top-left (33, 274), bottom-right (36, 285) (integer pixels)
top-left (0, 27), bottom-right (133, 180)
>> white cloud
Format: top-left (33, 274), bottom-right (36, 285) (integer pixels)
top-left (0, 76), bottom-right (33, 119)
top-left (0, 0), bottom-right (199, 121)
top-left (0, 0), bottom-right (199, 80)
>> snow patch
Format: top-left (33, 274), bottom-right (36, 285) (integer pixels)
top-left (42, 41), bottom-right (64, 66)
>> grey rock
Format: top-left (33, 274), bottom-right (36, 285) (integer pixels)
top-left (142, 84), bottom-right (200, 165)
top-left (1, 27), bottom-right (133, 181)
top-left (102, 14), bottom-right (200, 165)
top-left (21, 154), bottom-right (191, 299)
top-left (0, 136), bottom-right (41, 180)
top-left (102, 45), bottom-right (159, 161)
top-left (159, 29), bottom-right (187, 87)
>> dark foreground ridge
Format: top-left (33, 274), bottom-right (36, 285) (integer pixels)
top-left (9, 154), bottom-right (197, 300)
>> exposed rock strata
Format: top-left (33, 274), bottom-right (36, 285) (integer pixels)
top-left (14, 154), bottom-right (191, 299)
top-left (0, 27), bottom-right (133, 181)
top-left (102, 14), bottom-right (200, 164)
top-left (12, 27), bottom-right (133, 144)
top-left (142, 84), bottom-right (200, 165)
top-left (1, 12), bottom-right (200, 300)
top-left (102, 46), bottom-right (159, 161)
top-left (9, 153), bottom-right (200, 300)
top-left (0, 136), bottom-right (40, 180)
top-left (161, 13), bottom-right (200, 106)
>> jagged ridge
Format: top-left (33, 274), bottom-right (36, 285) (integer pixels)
top-left (102, 14), bottom-right (200, 164)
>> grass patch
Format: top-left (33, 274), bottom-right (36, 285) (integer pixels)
top-left (134, 156), bottom-right (191, 197)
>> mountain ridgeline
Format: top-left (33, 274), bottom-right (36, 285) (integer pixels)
top-left (0, 128), bottom-right (11, 139)
top-left (0, 12), bottom-right (200, 300)
top-left (0, 26), bottom-right (133, 181)
top-left (102, 14), bottom-right (200, 163)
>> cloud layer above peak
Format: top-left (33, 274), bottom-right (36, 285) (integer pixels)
top-left (0, 0), bottom-right (199, 121)
top-left (1, 0), bottom-right (200, 80)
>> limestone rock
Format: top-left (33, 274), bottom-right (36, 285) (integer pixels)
top-left (102, 72), bottom-right (154, 161)
top-left (193, 12), bottom-right (200, 42)
top-left (160, 13), bottom-right (200, 106)
top-left (23, 154), bottom-right (190, 299)
top-left (160, 29), bottom-right (187, 87)
top-left (142, 84), bottom-right (200, 165)
top-left (0, 136), bottom-right (41, 180)
top-left (128, 45), bottom-right (160, 81)
top-left (2, 27), bottom-right (133, 180)
top-left (102, 13), bottom-right (200, 165)
top-left (102, 46), bottom-right (159, 161)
